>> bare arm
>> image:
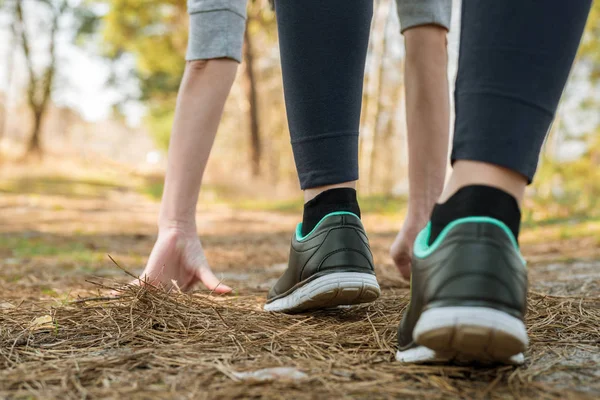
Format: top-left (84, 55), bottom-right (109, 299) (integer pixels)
top-left (391, 25), bottom-right (450, 279)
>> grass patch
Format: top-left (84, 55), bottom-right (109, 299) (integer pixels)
top-left (200, 194), bottom-right (405, 215)
top-left (233, 197), bottom-right (304, 213)
top-left (0, 176), bottom-right (128, 199)
top-left (138, 176), bottom-right (599, 242)
top-left (521, 216), bottom-right (600, 243)
top-left (522, 213), bottom-right (600, 228)
top-left (143, 181), bottom-right (165, 200)
top-left (40, 287), bottom-right (59, 297)
top-left (140, 180), bottom-right (407, 215)
top-left (0, 236), bottom-right (105, 265)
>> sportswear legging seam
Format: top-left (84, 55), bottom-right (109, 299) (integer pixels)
top-left (456, 90), bottom-right (555, 116)
top-left (290, 131), bottom-right (359, 144)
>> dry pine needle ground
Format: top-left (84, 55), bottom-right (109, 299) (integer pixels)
top-left (1, 282), bottom-right (599, 400)
top-left (1, 171), bottom-right (599, 399)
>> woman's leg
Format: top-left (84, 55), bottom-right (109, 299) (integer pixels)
top-left (397, 0), bottom-right (592, 364)
top-left (265, 0), bottom-right (381, 313)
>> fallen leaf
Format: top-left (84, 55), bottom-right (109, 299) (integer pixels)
top-left (231, 367), bottom-right (308, 382)
top-left (30, 315), bottom-right (54, 330)
top-left (0, 301), bottom-right (15, 310)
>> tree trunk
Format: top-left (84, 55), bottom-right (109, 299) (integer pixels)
top-left (243, 22), bottom-right (261, 177)
top-left (360, 0), bottom-right (381, 131)
top-left (0, 24), bottom-right (15, 142)
top-left (1, 2), bottom-right (18, 143)
top-left (26, 110), bottom-right (44, 156)
top-left (16, 0), bottom-right (62, 159)
top-left (382, 83), bottom-right (404, 193)
top-left (368, 0), bottom-right (394, 192)
top-left (361, 0), bottom-right (390, 193)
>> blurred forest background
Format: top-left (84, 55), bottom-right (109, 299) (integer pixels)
top-left (3, 3), bottom-right (600, 398)
top-left (0, 0), bottom-right (599, 222)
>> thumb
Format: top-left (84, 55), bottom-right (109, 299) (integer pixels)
top-left (196, 266), bottom-right (232, 294)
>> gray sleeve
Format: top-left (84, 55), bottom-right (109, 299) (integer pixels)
top-left (186, 0), bottom-right (247, 62)
top-left (396, 0), bottom-right (452, 33)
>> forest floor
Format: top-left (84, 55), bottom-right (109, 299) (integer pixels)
top-left (0, 163), bottom-right (599, 399)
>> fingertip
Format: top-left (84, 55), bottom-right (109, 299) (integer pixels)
top-left (212, 283), bottom-right (233, 294)
top-left (197, 269), bottom-right (232, 294)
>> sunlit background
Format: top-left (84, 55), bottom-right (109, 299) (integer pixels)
top-left (1, 2), bottom-right (600, 397)
top-left (0, 0), bottom-right (599, 222)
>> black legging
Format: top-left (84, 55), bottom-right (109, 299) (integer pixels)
top-left (275, 0), bottom-right (591, 188)
top-left (275, 0), bottom-right (372, 190)
top-left (452, 0), bottom-right (592, 181)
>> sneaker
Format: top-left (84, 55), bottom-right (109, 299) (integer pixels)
top-left (264, 212), bottom-right (381, 313)
top-left (396, 217), bottom-right (528, 364)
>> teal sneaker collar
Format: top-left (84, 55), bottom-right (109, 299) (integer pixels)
top-left (413, 216), bottom-right (525, 264)
top-left (295, 211), bottom-right (359, 241)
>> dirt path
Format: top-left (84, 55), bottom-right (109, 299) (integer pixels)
top-left (1, 183), bottom-right (599, 399)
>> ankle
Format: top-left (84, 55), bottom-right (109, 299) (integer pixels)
top-left (440, 161), bottom-right (527, 204)
top-left (429, 185), bottom-right (521, 245)
top-left (301, 187), bottom-right (360, 237)
top-left (304, 181), bottom-right (357, 203)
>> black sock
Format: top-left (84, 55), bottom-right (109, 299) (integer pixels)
top-left (428, 185), bottom-right (521, 245)
top-left (301, 188), bottom-right (361, 236)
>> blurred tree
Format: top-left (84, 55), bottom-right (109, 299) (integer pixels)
top-left (99, 0), bottom-right (275, 178)
top-left (244, 23), bottom-right (261, 176)
top-left (95, 0), bottom-right (419, 192)
top-left (360, 0), bottom-right (406, 194)
top-left (368, 0), bottom-right (394, 192)
top-left (580, 1), bottom-right (600, 80)
top-left (360, 0), bottom-right (385, 193)
top-left (8, 0), bottom-right (96, 158)
top-left (98, 0), bottom-right (187, 149)
top-left (0, 0), bottom-right (17, 143)
top-left (530, 2), bottom-right (600, 221)
top-left (243, 0), bottom-right (264, 176)
top-left (14, 0), bottom-right (68, 157)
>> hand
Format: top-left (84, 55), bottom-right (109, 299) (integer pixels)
top-left (133, 228), bottom-right (232, 293)
top-left (390, 218), bottom-right (426, 281)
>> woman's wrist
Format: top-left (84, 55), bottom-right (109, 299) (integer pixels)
top-left (157, 216), bottom-right (198, 236)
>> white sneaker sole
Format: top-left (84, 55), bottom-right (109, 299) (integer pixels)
top-left (396, 345), bottom-right (525, 365)
top-left (398, 306), bottom-right (528, 364)
top-left (264, 272), bottom-right (380, 313)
